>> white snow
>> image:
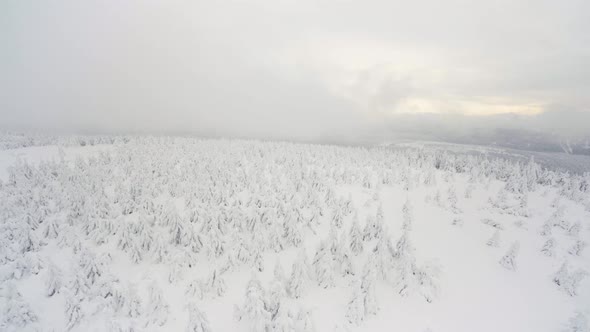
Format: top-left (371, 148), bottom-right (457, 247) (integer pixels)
top-left (0, 137), bottom-right (588, 332)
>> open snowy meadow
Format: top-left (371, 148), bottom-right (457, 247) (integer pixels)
top-left (0, 136), bottom-right (589, 332)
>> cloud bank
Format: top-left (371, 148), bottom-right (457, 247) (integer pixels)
top-left (1, 0), bottom-right (589, 140)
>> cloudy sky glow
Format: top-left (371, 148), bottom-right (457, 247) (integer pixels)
top-left (1, 0), bottom-right (589, 139)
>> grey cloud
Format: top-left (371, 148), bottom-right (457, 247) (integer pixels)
top-left (0, 0), bottom-right (589, 141)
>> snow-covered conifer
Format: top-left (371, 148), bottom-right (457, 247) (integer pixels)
top-left (541, 238), bottom-right (555, 257)
top-left (447, 186), bottom-right (459, 213)
top-left (45, 261), bottom-right (62, 297)
top-left (553, 262), bottom-right (588, 296)
top-left (274, 259), bottom-right (286, 282)
top-left (564, 312), bottom-right (589, 332)
top-left (313, 241), bottom-right (334, 289)
top-left (146, 281), bottom-right (169, 327)
top-left (208, 269), bottom-right (227, 298)
top-left (1, 283), bottom-right (38, 328)
top-left (486, 230), bottom-right (501, 247)
top-left (284, 215), bottom-right (303, 248)
top-left (129, 238), bottom-right (143, 264)
top-left (331, 208), bottom-right (344, 229)
top-left (569, 240), bottom-right (587, 256)
top-left (402, 198), bottom-right (413, 231)
top-left (349, 214), bottom-right (364, 255)
top-left (64, 292), bottom-right (83, 330)
top-left (272, 305), bottom-right (297, 332)
top-left (241, 276), bottom-right (271, 331)
top-left (361, 265), bottom-right (378, 316)
top-left (288, 259), bottom-right (306, 299)
top-left (43, 217), bottom-right (60, 239)
top-left (499, 241), bottom-right (520, 271)
top-left (345, 280), bottom-right (365, 325)
top-left (363, 214), bottom-right (382, 241)
top-left (266, 278), bottom-right (285, 319)
top-left (152, 236), bottom-right (169, 263)
top-left (568, 222), bottom-right (582, 237)
top-left (186, 302), bottom-right (211, 332)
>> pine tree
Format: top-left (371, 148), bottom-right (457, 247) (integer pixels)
top-left (345, 280), bottom-right (365, 325)
top-left (129, 284), bottom-right (144, 317)
top-left (241, 276), bottom-right (271, 332)
top-left (332, 208), bottom-right (344, 229)
top-left (363, 213), bottom-right (383, 241)
top-left (129, 238), bottom-right (143, 264)
top-left (81, 252), bottom-right (102, 286)
top-left (499, 242), bottom-right (520, 271)
top-left (45, 261), bottom-right (62, 297)
top-left (117, 221), bottom-right (134, 251)
top-left (284, 216), bottom-right (303, 248)
top-left (569, 240), bottom-right (587, 256)
top-left (486, 230), bottom-right (501, 247)
top-left (564, 312), bottom-right (589, 332)
top-left (295, 307), bottom-right (315, 332)
top-left (349, 214), bottom-right (364, 255)
top-left (288, 259), bottom-right (306, 299)
top-left (541, 238), bottom-right (555, 257)
top-left (361, 265), bottom-right (378, 316)
top-left (146, 281), bottom-right (169, 327)
top-left (64, 292), bottom-right (83, 331)
top-left (568, 222), bottom-right (582, 237)
top-left (266, 279), bottom-right (285, 319)
top-left (402, 198), bottom-right (413, 231)
top-left (253, 248), bottom-right (265, 272)
top-left (274, 259), bottom-right (286, 282)
top-left (208, 269), bottom-right (226, 298)
top-left (43, 217), bottom-right (60, 239)
top-left (2, 283), bottom-right (38, 328)
top-left (313, 242), bottom-right (334, 289)
top-left (447, 186), bottom-right (459, 213)
top-left (272, 305), bottom-right (296, 332)
top-left (552, 262), bottom-right (588, 296)
top-left (152, 236), bottom-right (169, 263)
top-left (186, 302), bottom-right (211, 332)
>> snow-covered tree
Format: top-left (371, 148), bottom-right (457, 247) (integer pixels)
top-left (274, 259), bottom-right (286, 282)
top-left (313, 241), bottom-right (335, 289)
top-left (553, 262), bottom-right (588, 296)
top-left (568, 222), bottom-right (582, 237)
top-left (43, 217), bottom-right (60, 239)
top-left (64, 292), bottom-right (83, 330)
top-left (345, 280), bottom-right (365, 325)
top-left (499, 242), bottom-right (520, 271)
top-left (186, 302), bottom-right (211, 332)
top-left (447, 186), bottom-right (459, 213)
top-left (288, 258), bottom-right (306, 299)
top-left (265, 278), bottom-right (285, 319)
top-left (361, 265), bottom-right (378, 316)
top-left (402, 198), bottom-right (413, 231)
top-left (349, 214), bottom-right (364, 255)
top-left (272, 305), bottom-right (296, 332)
top-left (1, 283), bottom-right (38, 328)
top-left (569, 240), bottom-right (587, 256)
top-left (145, 281), bottom-right (169, 327)
top-left (541, 238), bottom-right (556, 257)
top-left (45, 261), bottom-right (62, 297)
top-left (239, 276), bottom-right (271, 332)
top-left (486, 230), bottom-right (501, 247)
top-left (363, 212), bottom-right (383, 241)
top-left (331, 208), bottom-right (344, 229)
top-left (564, 312), bottom-right (589, 332)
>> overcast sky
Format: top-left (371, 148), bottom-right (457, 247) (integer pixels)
top-left (1, 0), bottom-right (589, 140)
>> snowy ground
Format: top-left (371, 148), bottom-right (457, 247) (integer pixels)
top-left (0, 137), bottom-right (589, 332)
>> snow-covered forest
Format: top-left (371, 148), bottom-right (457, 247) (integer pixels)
top-left (1, 136), bottom-right (589, 332)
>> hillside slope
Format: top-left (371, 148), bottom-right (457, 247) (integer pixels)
top-left (1, 137), bottom-right (589, 332)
